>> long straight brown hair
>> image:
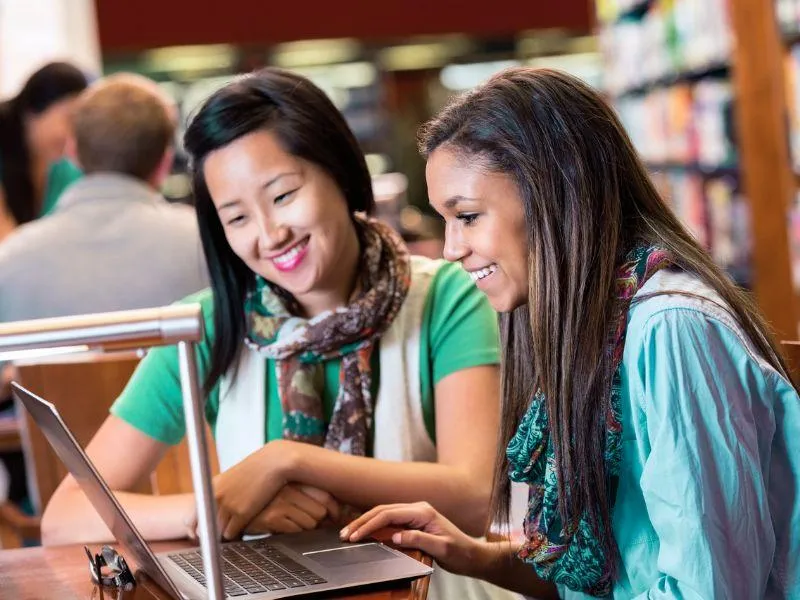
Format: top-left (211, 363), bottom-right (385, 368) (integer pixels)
top-left (419, 68), bottom-right (793, 580)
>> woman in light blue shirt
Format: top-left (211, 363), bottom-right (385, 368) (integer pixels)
top-left (342, 68), bottom-right (800, 599)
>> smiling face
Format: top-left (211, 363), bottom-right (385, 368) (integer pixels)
top-left (203, 128), bottom-right (361, 317)
top-left (426, 146), bottom-right (529, 313)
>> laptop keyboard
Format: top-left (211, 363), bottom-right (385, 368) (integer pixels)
top-left (169, 539), bottom-right (328, 597)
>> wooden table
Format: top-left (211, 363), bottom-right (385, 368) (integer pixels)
top-left (0, 537), bottom-right (432, 599)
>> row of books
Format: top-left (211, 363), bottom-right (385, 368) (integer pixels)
top-left (785, 45), bottom-right (800, 175)
top-left (650, 170), bottom-right (751, 285)
top-left (599, 0), bottom-right (733, 96)
top-left (616, 80), bottom-right (737, 167)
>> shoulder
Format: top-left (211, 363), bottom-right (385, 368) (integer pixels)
top-left (0, 216), bottom-right (61, 266)
top-left (624, 269), bottom-right (784, 381)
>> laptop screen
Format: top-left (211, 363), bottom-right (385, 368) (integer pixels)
top-left (12, 382), bottom-right (184, 599)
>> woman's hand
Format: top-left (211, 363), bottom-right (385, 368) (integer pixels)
top-left (339, 501), bottom-right (491, 578)
top-left (213, 441), bottom-right (294, 539)
top-left (244, 484), bottom-right (341, 535)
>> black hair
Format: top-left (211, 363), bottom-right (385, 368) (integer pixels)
top-left (0, 62), bottom-right (88, 224)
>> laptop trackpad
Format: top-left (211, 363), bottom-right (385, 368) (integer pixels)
top-left (305, 544), bottom-right (397, 568)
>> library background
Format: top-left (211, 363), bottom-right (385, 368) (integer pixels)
top-left (1, 0), bottom-right (798, 341)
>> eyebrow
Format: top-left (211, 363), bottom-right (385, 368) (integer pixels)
top-left (444, 195), bottom-right (478, 209)
top-left (216, 172), bottom-right (301, 211)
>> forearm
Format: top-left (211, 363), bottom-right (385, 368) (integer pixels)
top-left (42, 484), bottom-right (194, 546)
top-left (473, 541), bottom-right (559, 599)
top-left (279, 441), bottom-right (491, 536)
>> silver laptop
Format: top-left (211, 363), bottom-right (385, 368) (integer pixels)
top-left (12, 382), bottom-right (432, 599)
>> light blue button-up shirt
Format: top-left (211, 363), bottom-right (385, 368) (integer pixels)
top-left (559, 270), bottom-right (800, 599)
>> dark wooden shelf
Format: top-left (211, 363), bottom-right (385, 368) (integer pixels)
top-left (615, 62), bottom-right (731, 98)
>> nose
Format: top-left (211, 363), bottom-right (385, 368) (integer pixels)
top-left (442, 222), bottom-right (469, 263)
top-left (255, 212), bottom-right (290, 252)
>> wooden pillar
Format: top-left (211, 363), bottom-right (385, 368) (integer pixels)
top-left (727, 0), bottom-right (798, 340)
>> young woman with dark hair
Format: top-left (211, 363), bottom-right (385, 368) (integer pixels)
top-left (343, 68), bottom-right (800, 599)
top-left (0, 61), bottom-right (88, 238)
top-left (43, 67), bottom-right (517, 599)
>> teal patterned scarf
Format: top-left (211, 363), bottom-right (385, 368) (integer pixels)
top-left (506, 244), bottom-right (671, 597)
top-left (244, 214), bottom-right (411, 456)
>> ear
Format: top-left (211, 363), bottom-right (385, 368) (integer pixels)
top-left (148, 145), bottom-right (175, 190)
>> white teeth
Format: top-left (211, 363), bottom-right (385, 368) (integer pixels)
top-left (468, 264), bottom-right (498, 282)
top-left (273, 240), bottom-right (307, 265)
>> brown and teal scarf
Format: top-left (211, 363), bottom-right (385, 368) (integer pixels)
top-left (244, 214), bottom-right (411, 456)
top-left (506, 244), bottom-right (672, 597)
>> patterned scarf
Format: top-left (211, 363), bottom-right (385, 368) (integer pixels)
top-left (244, 214), bottom-right (411, 456)
top-left (506, 244), bottom-right (671, 597)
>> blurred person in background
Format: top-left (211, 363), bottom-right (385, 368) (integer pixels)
top-left (0, 61), bottom-right (89, 241)
top-left (43, 67), bottom-right (520, 600)
top-left (0, 72), bottom-right (208, 516)
top-left (0, 72), bottom-right (207, 322)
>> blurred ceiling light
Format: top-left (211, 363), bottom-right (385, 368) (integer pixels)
top-left (162, 173), bottom-right (192, 200)
top-left (365, 153), bottom-right (390, 176)
top-left (144, 44), bottom-right (236, 74)
top-left (440, 60), bottom-right (521, 91)
top-left (563, 35), bottom-right (599, 54)
top-left (379, 39), bottom-right (471, 71)
top-left (516, 30), bottom-right (597, 58)
top-left (527, 52), bottom-right (603, 87)
top-left (271, 38), bottom-right (361, 68)
top-left (295, 61), bottom-right (377, 90)
top-left (372, 173), bottom-right (408, 203)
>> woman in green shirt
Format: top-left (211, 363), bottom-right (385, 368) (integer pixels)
top-left (0, 62), bottom-right (87, 239)
top-left (344, 68), bottom-right (800, 598)
top-left (43, 67), bottom-right (515, 598)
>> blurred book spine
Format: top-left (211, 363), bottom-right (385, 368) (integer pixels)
top-left (597, 0), bottom-right (750, 285)
top-left (778, 0), bottom-right (800, 290)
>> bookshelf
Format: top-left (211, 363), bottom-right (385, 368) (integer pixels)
top-left (596, 0), bottom-right (798, 340)
top-left (778, 1), bottom-right (800, 295)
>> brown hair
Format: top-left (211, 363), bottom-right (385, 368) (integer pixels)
top-left (72, 73), bottom-right (175, 180)
top-left (419, 67), bottom-right (793, 580)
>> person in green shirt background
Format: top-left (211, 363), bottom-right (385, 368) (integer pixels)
top-left (0, 61), bottom-right (88, 241)
top-left (39, 157), bottom-right (83, 218)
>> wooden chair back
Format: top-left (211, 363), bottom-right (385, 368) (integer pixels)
top-left (780, 340), bottom-right (800, 387)
top-left (4, 351), bottom-right (218, 546)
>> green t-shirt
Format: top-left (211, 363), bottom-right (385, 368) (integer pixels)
top-left (40, 158), bottom-right (83, 216)
top-left (111, 261), bottom-right (500, 449)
